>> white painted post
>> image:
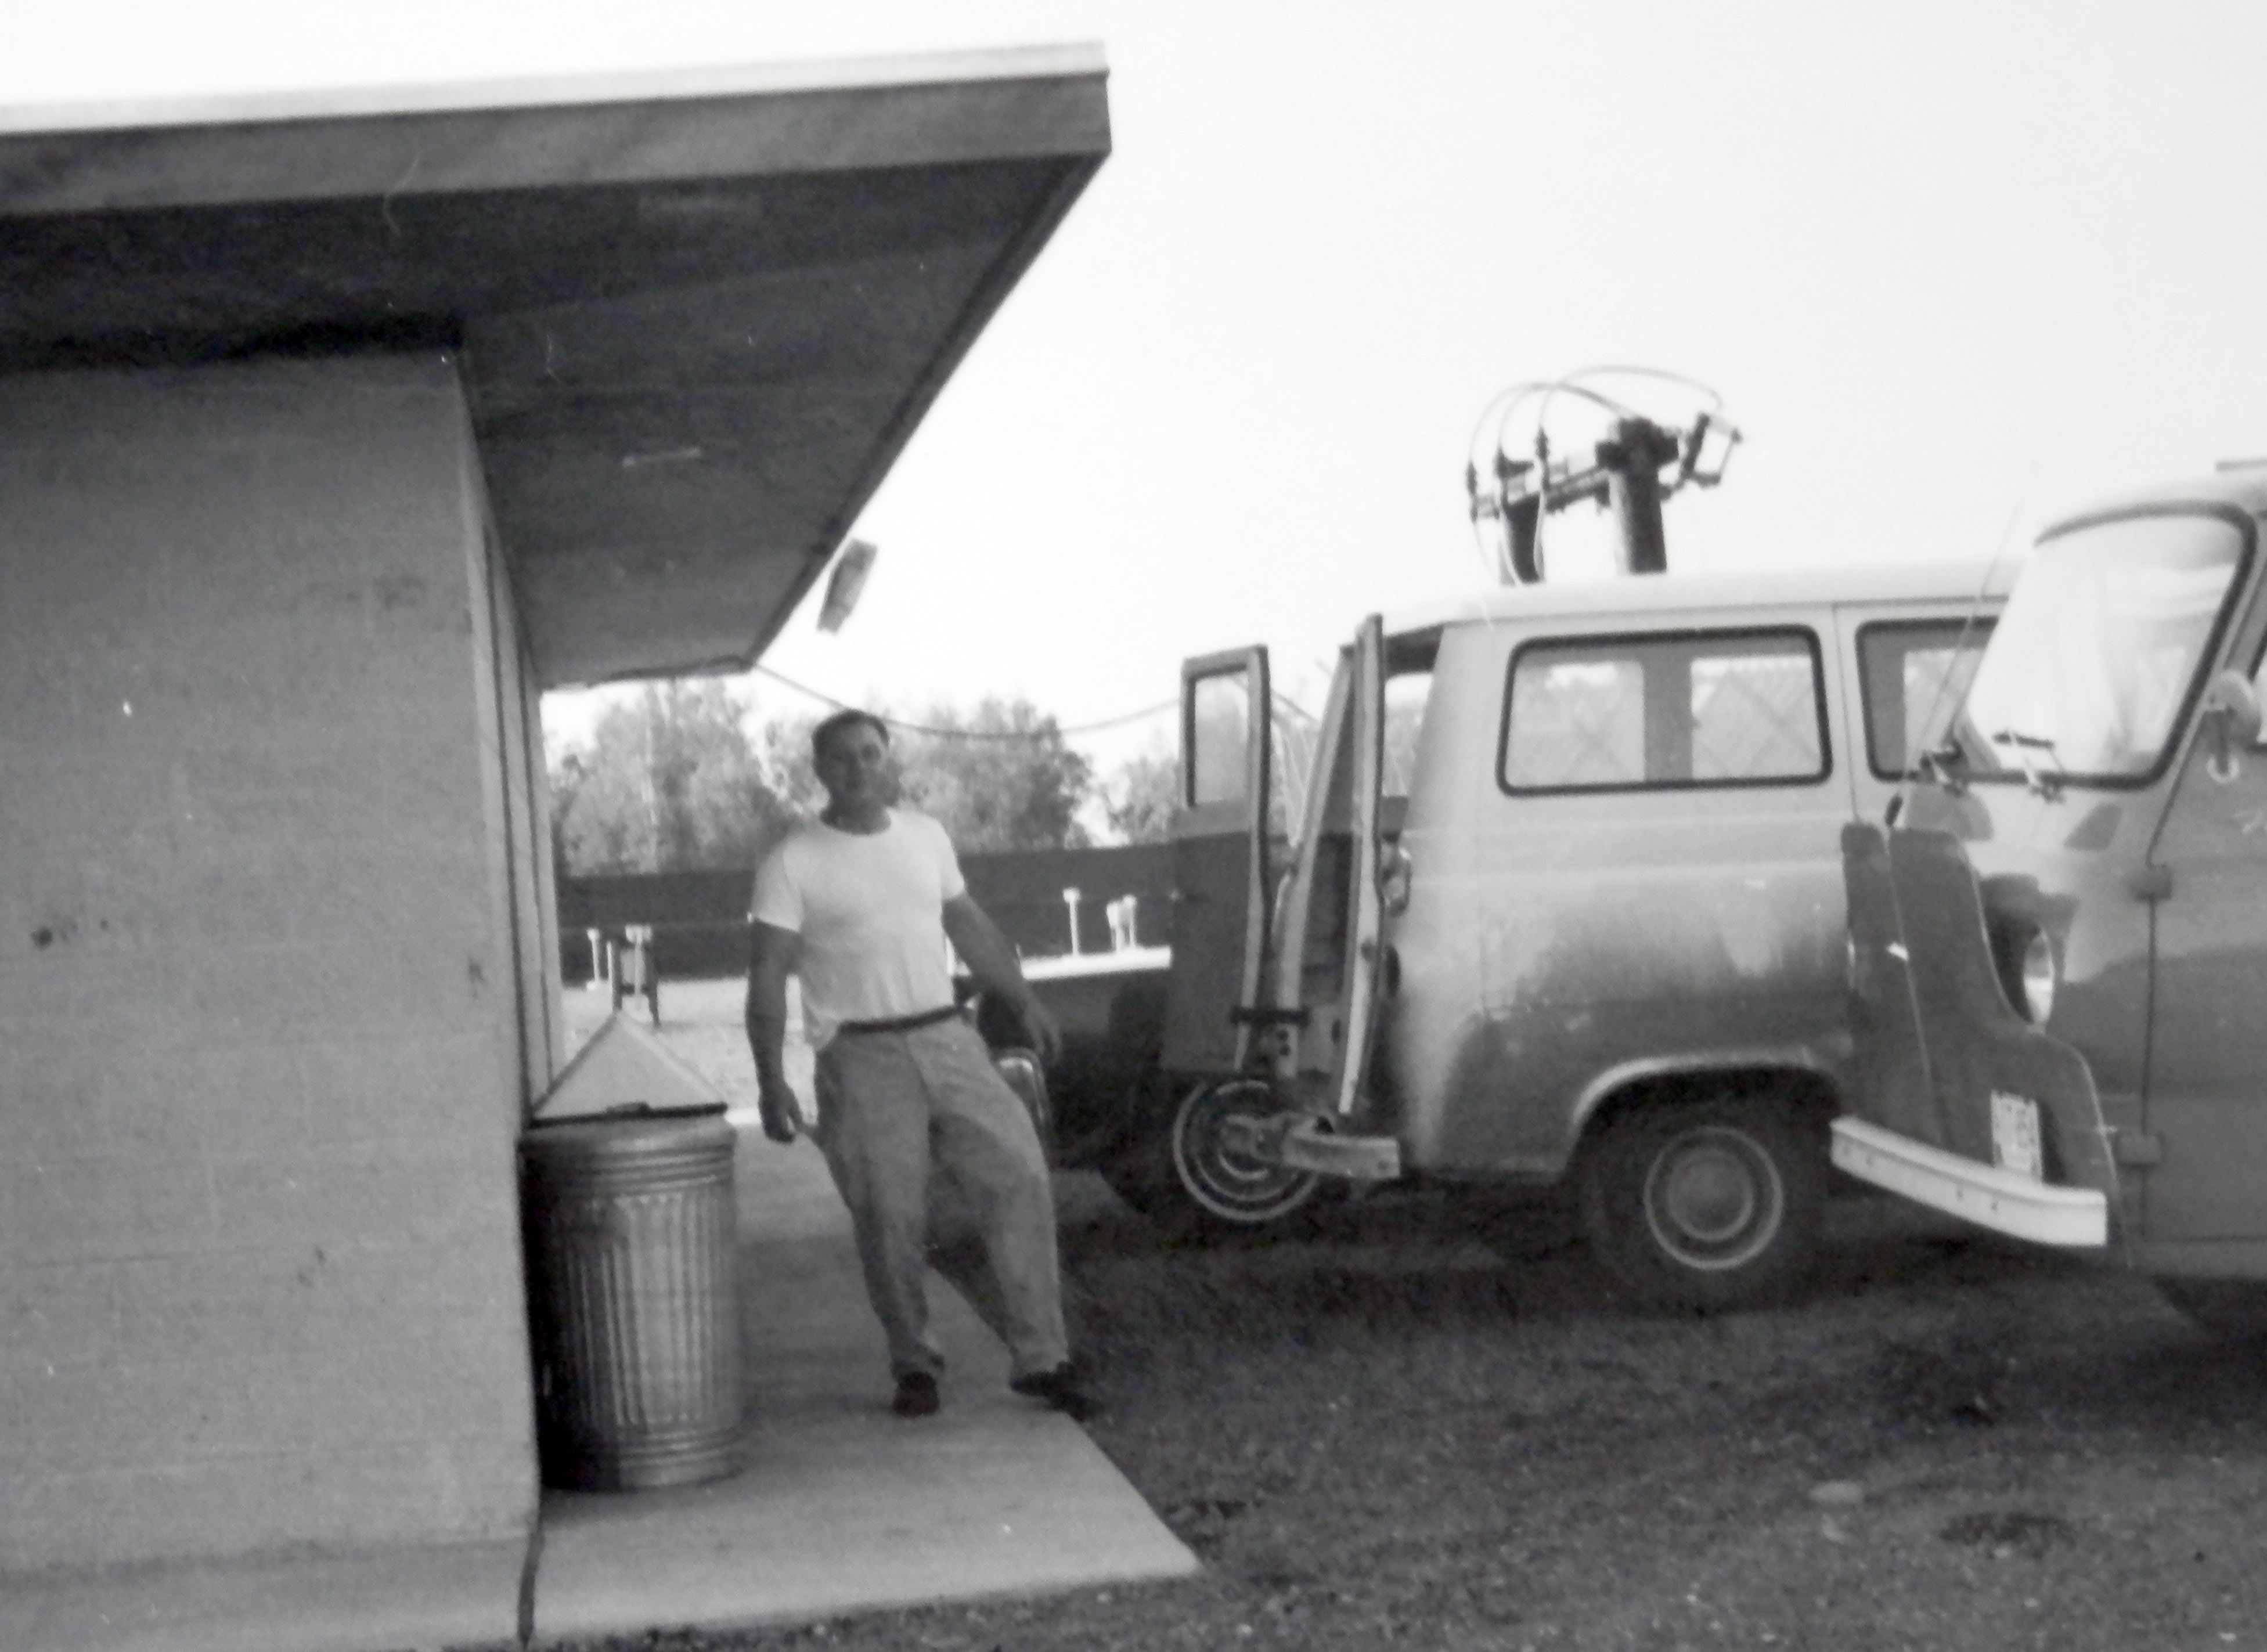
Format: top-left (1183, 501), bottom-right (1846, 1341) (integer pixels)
top-left (1062, 886), bottom-right (1083, 955)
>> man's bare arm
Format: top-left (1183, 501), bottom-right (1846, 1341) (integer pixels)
top-left (942, 893), bottom-right (1062, 1066)
top-left (744, 921), bottom-right (803, 1143)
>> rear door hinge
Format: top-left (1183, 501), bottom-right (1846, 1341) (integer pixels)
top-left (2113, 1130), bottom-right (2165, 1167)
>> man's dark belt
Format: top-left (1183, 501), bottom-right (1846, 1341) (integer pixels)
top-left (834, 1004), bottom-right (963, 1036)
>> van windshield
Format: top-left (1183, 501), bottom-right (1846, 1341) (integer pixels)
top-left (1954, 511), bottom-right (2247, 783)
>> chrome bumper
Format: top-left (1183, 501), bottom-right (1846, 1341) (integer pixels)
top-left (1219, 1113), bottom-right (1403, 1182)
top-left (1830, 1116), bottom-right (2106, 1247)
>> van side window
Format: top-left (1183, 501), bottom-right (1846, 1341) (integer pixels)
top-left (1382, 669), bottom-right (1434, 798)
top-left (1187, 666), bottom-right (1255, 806)
top-left (1855, 618), bottom-right (1995, 780)
top-left (1375, 668), bottom-right (1436, 839)
top-left (1500, 627), bottom-right (1829, 793)
top-left (1377, 629), bottom-right (1441, 837)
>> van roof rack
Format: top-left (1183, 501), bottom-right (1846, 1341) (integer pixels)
top-left (1466, 367), bottom-right (1738, 587)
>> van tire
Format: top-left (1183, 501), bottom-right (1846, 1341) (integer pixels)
top-left (1578, 1091), bottom-right (1826, 1311)
top-left (2157, 1279), bottom-right (2267, 1341)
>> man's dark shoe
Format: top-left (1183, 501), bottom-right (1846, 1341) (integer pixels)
top-left (891, 1371), bottom-right (940, 1417)
top-left (1010, 1364), bottom-right (1101, 1422)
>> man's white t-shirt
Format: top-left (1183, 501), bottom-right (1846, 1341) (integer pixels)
top-left (749, 808), bottom-right (965, 1047)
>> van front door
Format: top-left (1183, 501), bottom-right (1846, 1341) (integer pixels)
top-left (1161, 648), bottom-right (1271, 1076)
top-left (2139, 651), bottom-right (2267, 1241)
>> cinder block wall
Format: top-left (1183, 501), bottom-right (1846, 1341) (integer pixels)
top-left (0, 354), bottom-right (542, 1573)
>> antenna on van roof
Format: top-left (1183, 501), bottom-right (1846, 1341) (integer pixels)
top-left (1466, 368), bottom-right (1739, 586)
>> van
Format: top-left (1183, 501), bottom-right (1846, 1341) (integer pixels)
top-left (1831, 466), bottom-right (2267, 1333)
top-left (1000, 561), bottom-right (2003, 1310)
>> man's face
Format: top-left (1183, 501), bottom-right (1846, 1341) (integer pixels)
top-left (813, 721), bottom-right (895, 812)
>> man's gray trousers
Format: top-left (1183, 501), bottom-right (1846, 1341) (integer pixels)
top-left (812, 1015), bottom-right (1069, 1383)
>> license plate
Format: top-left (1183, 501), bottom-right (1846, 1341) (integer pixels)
top-left (1991, 1091), bottom-right (2044, 1180)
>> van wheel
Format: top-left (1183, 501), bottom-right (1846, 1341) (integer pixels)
top-left (1578, 1092), bottom-right (1825, 1311)
top-left (2157, 1279), bottom-right (2267, 1341)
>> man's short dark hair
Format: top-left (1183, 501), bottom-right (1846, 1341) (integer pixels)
top-left (811, 708), bottom-right (891, 763)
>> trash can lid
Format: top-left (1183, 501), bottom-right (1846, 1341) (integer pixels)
top-left (526, 1099), bottom-right (729, 1128)
top-left (529, 1012), bottom-right (727, 1124)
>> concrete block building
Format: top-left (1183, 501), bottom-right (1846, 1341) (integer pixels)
top-left (0, 48), bottom-right (1106, 1639)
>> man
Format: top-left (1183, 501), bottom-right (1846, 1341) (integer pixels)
top-left (745, 709), bottom-right (1094, 1421)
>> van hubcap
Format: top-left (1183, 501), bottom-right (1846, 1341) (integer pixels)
top-left (1172, 1080), bottom-right (1320, 1224)
top-left (1643, 1126), bottom-right (1783, 1271)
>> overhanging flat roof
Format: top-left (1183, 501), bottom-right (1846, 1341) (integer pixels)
top-left (0, 47), bottom-right (1110, 687)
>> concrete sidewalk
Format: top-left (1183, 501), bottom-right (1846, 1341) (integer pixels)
top-left (529, 1122), bottom-right (1199, 1641)
top-left (7, 1120), bottom-right (1197, 1652)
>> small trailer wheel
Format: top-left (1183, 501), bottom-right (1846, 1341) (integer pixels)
top-left (1095, 1079), bottom-right (1325, 1239)
top-left (1169, 1079), bottom-right (1325, 1229)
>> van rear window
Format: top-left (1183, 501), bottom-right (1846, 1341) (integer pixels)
top-left (1855, 618), bottom-right (1995, 780)
top-left (1500, 627), bottom-right (1828, 793)
top-left (1186, 666), bottom-right (1256, 806)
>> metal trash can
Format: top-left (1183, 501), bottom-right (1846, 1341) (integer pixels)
top-left (520, 1103), bottom-right (743, 1489)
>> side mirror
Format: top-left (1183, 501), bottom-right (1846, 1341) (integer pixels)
top-left (2200, 668), bottom-right (2264, 781)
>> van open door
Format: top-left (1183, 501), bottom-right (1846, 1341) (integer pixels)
top-left (1245, 615), bottom-right (1403, 1181)
top-left (1325, 614), bottom-right (1388, 1121)
top-left (1160, 648), bottom-right (1272, 1075)
top-left (1834, 820), bottom-right (2112, 1246)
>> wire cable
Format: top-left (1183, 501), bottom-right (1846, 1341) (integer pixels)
top-left (1562, 363), bottom-right (1725, 414)
top-left (749, 662), bottom-right (1176, 741)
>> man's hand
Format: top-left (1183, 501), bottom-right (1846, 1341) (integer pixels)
top-left (1014, 991), bottom-right (1064, 1070)
top-left (756, 1080), bottom-right (801, 1145)
top-left (942, 893), bottom-right (1065, 1068)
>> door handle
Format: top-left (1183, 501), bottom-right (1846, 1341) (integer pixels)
top-left (1378, 845), bottom-right (1413, 916)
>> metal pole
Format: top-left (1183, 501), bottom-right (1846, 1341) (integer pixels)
top-left (1604, 418), bottom-right (1674, 576)
top-left (1608, 466), bottom-right (1667, 575)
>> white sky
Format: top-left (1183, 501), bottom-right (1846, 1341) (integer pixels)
top-left (14, 0), bottom-right (2267, 769)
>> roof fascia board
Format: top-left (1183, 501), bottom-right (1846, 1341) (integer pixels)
top-left (0, 43), bottom-right (1105, 135)
top-left (0, 52), bottom-right (1109, 216)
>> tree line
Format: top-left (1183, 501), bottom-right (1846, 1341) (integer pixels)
top-left (547, 680), bottom-right (1178, 877)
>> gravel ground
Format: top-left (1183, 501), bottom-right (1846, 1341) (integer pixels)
top-left (561, 982), bottom-right (2267, 1652)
